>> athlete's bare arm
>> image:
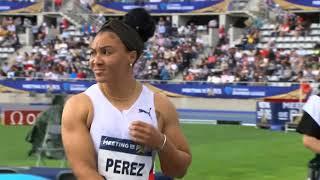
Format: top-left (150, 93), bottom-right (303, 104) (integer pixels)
top-left (129, 92), bottom-right (192, 178)
top-left (155, 93), bottom-right (192, 178)
top-left (303, 134), bottom-right (320, 153)
top-left (61, 94), bottom-right (103, 180)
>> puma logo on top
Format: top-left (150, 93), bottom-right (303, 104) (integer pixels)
top-left (138, 108), bottom-right (152, 119)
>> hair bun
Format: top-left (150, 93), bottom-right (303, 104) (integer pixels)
top-left (123, 8), bottom-right (155, 42)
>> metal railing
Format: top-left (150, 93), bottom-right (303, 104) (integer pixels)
top-left (57, 0), bottom-right (101, 28)
top-left (228, 0), bottom-right (250, 11)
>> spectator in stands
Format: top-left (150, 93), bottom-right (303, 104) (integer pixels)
top-left (54, 0), bottom-right (63, 11)
top-left (60, 18), bottom-right (69, 32)
top-left (196, 12), bottom-right (320, 83)
top-left (26, 94), bottom-right (66, 157)
top-left (4, 32), bottom-right (21, 49)
top-left (0, 26), bottom-right (8, 37)
top-left (218, 25), bottom-right (225, 44)
top-left (278, 20), bottom-right (290, 36)
top-left (157, 17), bottom-right (166, 36)
top-left (69, 67), bottom-right (78, 79)
top-left (80, 0), bottom-right (94, 11)
top-left (164, 16), bottom-right (172, 36)
top-left (294, 23), bottom-right (304, 37)
top-left (208, 18), bottom-right (217, 28)
top-left (1, 62), bottom-right (9, 75)
top-left (76, 69), bottom-right (86, 79)
top-left (135, 20), bottom-right (204, 80)
top-left (6, 20), bottom-right (16, 34)
top-left (160, 65), bottom-right (171, 80)
top-left (6, 66), bottom-right (17, 78)
top-left (184, 71), bottom-right (195, 81)
top-left (62, 8), bottom-right (191, 180)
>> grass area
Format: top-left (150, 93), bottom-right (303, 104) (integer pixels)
top-left (182, 124), bottom-right (312, 180)
top-left (0, 125), bottom-right (62, 167)
top-left (0, 124), bottom-right (314, 179)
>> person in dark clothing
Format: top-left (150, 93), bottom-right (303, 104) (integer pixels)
top-left (26, 95), bottom-right (66, 158)
top-left (297, 94), bottom-right (320, 180)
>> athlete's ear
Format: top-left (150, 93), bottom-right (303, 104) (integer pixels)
top-left (129, 51), bottom-right (137, 65)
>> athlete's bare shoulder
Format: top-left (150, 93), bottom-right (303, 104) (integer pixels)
top-left (154, 92), bottom-right (175, 112)
top-left (63, 93), bottom-right (93, 127)
top-left (154, 92), bottom-right (179, 129)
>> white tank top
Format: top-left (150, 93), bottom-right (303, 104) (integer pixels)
top-left (84, 84), bottom-right (158, 180)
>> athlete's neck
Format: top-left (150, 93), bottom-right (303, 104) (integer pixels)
top-left (99, 79), bottom-right (138, 101)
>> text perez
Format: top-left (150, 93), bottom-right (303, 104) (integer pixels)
top-left (105, 158), bottom-right (145, 176)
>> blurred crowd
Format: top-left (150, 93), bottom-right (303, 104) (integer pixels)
top-left (1, 18), bottom-right (93, 80)
top-left (0, 17), bottom-right (23, 50)
top-left (0, 11), bottom-right (319, 83)
top-left (96, 0), bottom-right (218, 3)
top-left (272, 14), bottom-right (308, 37)
top-left (0, 16), bottom-right (205, 81)
top-left (134, 17), bottom-right (204, 80)
top-left (4, 0), bottom-right (37, 2)
top-left (186, 43), bottom-right (320, 83)
top-left (1, 38), bottom-right (92, 80)
top-left (183, 11), bottom-right (320, 83)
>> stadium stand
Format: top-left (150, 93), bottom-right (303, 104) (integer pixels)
top-left (135, 21), bottom-right (205, 80)
top-left (184, 11), bottom-right (320, 83)
top-left (0, 0), bottom-right (319, 178)
top-left (1, 19), bottom-right (207, 80)
top-left (0, 17), bottom-right (22, 62)
top-left (0, 1), bottom-right (317, 83)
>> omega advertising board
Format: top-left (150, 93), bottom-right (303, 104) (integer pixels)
top-left (1, 105), bottom-right (49, 126)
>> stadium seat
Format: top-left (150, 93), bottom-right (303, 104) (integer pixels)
top-left (261, 24), bottom-right (269, 30)
top-left (269, 24), bottom-right (275, 29)
top-left (261, 37), bottom-right (269, 42)
top-left (290, 36), bottom-right (297, 42)
top-left (311, 23), bottom-right (318, 28)
top-left (67, 26), bottom-right (76, 31)
top-left (312, 36), bottom-right (320, 42)
top-left (276, 37), bottom-right (284, 42)
top-left (283, 36), bottom-right (291, 42)
top-left (305, 36), bottom-right (312, 42)
top-left (74, 37), bottom-right (80, 42)
top-left (262, 24), bottom-right (274, 30)
top-left (256, 43), bottom-right (263, 48)
top-left (276, 43), bottom-right (284, 49)
top-left (308, 43), bottom-right (315, 48)
top-left (69, 31), bottom-right (75, 36)
top-left (287, 43), bottom-right (294, 49)
top-left (307, 50), bottom-right (314, 55)
top-left (311, 30), bottom-right (320, 35)
top-left (261, 31), bottom-right (271, 36)
top-left (297, 36), bottom-right (305, 42)
top-left (0, 53), bottom-right (8, 59)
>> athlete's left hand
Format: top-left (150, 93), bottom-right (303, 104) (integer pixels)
top-left (129, 120), bottom-right (165, 150)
